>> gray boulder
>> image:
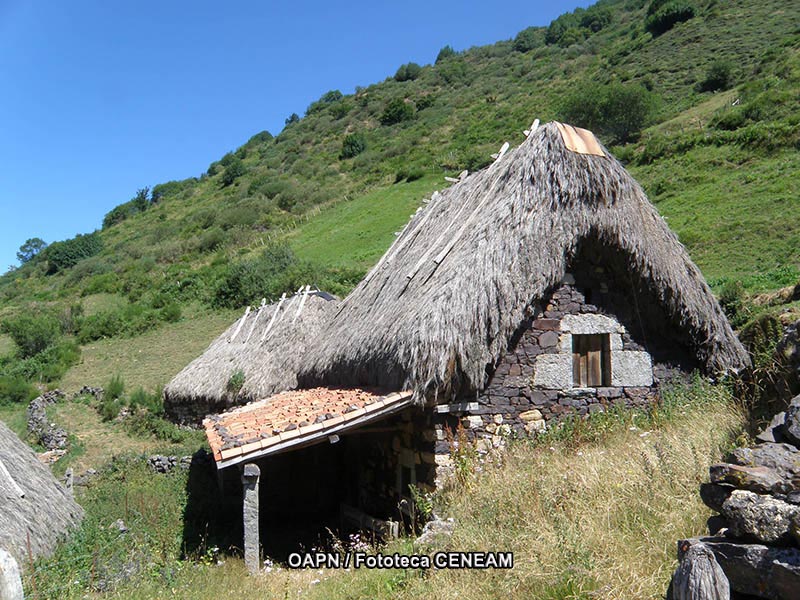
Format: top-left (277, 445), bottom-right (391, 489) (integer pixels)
top-left (671, 541), bottom-right (729, 600)
top-left (727, 442), bottom-right (800, 491)
top-left (756, 411), bottom-right (788, 444)
top-left (681, 537), bottom-right (800, 600)
top-left (784, 395), bottom-right (800, 447)
top-left (709, 463), bottom-right (788, 495)
top-left (721, 490), bottom-right (800, 545)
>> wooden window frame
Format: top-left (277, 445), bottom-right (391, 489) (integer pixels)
top-left (572, 333), bottom-right (611, 388)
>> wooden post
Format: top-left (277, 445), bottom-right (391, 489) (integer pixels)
top-left (242, 463), bottom-right (261, 574)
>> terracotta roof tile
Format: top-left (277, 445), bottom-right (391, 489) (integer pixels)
top-left (204, 387), bottom-right (409, 464)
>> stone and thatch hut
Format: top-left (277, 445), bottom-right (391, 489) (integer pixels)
top-left (0, 421), bottom-right (83, 563)
top-left (164, 289), bottom-right (338, 424)
top-left (195, 122), bottom-right (748, 562)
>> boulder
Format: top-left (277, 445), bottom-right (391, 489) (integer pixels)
top-left (700, 482), bottom-right (735, 513)
top-left (756, 411), bottom-right (788, 444)
top-left (727, 443), bottom-right (800, 489)
top-left (680, 537), bottom-right (800, 600)
top-left (709, 463), bottom-right (788, 495)
top-left (784, 395), bottom-right (800, 447)
top-left (721, 490), bottom-right (800, 545)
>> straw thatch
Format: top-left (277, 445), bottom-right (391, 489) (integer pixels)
top-left (164, 291), bottom-right (339, 419)
top-left (0, 421), bottom-right (83, 562)
top-left (300, 122), bottom-right (749, 398)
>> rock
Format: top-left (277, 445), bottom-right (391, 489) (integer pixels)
top-left (727, 443), bottom-right (800, 485)
top-left (538, 331), bottom-right (559, 348)
top-left (415, 515), bottom-right (454, 551)
top-left (709, 463), bottom-right (788, 495)
top-left (519, 409), bottom-right (543, 422)
top-left (721, 490), bottom-right (800, 545)
top-left (784, 395), bottom-right (800, 447)
top-left (700, 483), bottom-right (735, 513)
top-left (757, 412), bottom-right (788, 444)
top-left (671, 541), bottom-right (730, 600)
top-left (110, 519), bottom-right (129, 534)
top-left (681, 537), bottom-right (800, 600)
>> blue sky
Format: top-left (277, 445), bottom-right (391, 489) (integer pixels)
top-left (0, 0), bottom-right (592, 270)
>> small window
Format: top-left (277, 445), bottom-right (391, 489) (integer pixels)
top-left (572, 334), bottom-right (611, 387)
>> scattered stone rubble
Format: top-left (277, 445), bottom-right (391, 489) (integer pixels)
top-left (671, 394), bottom-right (800, 599)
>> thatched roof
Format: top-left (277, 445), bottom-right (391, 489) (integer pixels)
top-left (300, 122), bottom-right (749, 398)
top-left (164, 290), bottom-right (339, 418)
top-left (0, 421), bottom-right (83, 562)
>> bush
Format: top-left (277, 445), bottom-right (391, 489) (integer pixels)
top-left (645, 1), bottom-right (695, 36)
top-left (719, 280), bottom-right (750, 328)
top-left (44, 232), bottom-right (103, 274)
top-left (380, 98), bottom-right (415, 126)
top-left (699, 60), bottom-right (733, 92)
top-left (106, 374), bottom-right (125, 400)
top-left (1, 313), bottom-right (60, 358)
top-left (0, 376), bottom-right (39, 404)
top-left (340, 133), bottom-right (367, 159)
top-left (220, 157), bottom-right (246, 187)
top-left (435, 45), bottom-right (457, 63)
top-left (159, 302), bottom-right (182, 323)
top-left (211, 243), bottom-right (299, 308)
top-left (306, 90), bottom-right (344, 115)
top-left (561, 82), bottom-right (657, 143)
top-left (198, 227), bottom-right (226, 253)
top-left (394, 62), bottom-right (422, 82)
top-left (513, 27), bottom-right (544, 53)
top-left (226, 370), bottom-right (245, 395)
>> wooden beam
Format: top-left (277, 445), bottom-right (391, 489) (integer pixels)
top-left (228, 306), bottom-right (251, 343)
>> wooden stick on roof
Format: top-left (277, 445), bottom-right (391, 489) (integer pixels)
top-left (524, 119), bottom-right (540, 137)
top-left (260, 292), bottom-right (287, 342)
top-left (293, 285), bottom-right (312, 323)
top-left (0, 457), bottom-right (24, 498)
top-left (228, 306), bottom-right (251, 343)
top-left (244, 298), bottom-right (267, 344)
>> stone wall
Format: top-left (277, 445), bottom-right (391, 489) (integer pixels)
top-left (435, 264), bottom-right (696, 462)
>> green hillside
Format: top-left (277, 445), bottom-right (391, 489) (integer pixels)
top-left (1, 0), bottom-right (799, 398)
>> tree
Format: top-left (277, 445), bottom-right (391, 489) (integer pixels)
top-left (645, 1), bottom-right (695, 36)
top-left (380, 98), bottom-right (415, 125)
top-left (16, 237), bottom-right (47, 263)
top-left (699, 60), bottom-right (733, 92)
top-left (340, 133), bottom-right (367, 159)
top-left (220, 157), bottom-right (246, 187)
top-left (435, 45), bottom-right (456, 64)
top-left (284, 113), bottom-right (300, 126)
top-left (561, 83), bottom-right (657, 144)
top-left (395, 62), bottom-right (422, 82)
top-left (513, 27), bottom-right (544, 53)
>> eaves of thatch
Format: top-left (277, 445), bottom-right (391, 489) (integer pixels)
top-left (0, 421), bottom-right (83, 562)
top-left (300, 122), bottom-right (749, 398)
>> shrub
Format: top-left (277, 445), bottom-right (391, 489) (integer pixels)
top-left (128, 387), bottom-right (164, 415)
top-left (645, 1), bottom-right (695, 36)
top-left (159, 302), bottom-right (182, 323)
top-left (435, 45), bottom-right (457, 63)
top-left (106, 374), bottom-right (125, 400)
top-left (380, 98), bottom-right (415, 125)
top-left (226, 369), bottom-right (245, 395)
top-left (329, 100), bottom-right (352, 120)
top-left (340, 133), bottom-right (367, 159)
top-left (211, 243), bottom-right (299, 308)
top-left (306, 90), bottom-right (344, 115)
top-left (44, 231), bottom-right (103, 274)
top-left (699, 60), bottom-right (733, 92)
top-left (394, 62), bottom-right (422, 82)
top-left (513, 27), bottom-right (544, 53)
top-left (718, 280), bottom-right (750, 328)
top-left (247, 130), bottom-right (273, 144)
top-left (415, 94), bottom-right (436, 110)
top-left (561, 82), bottom-right (657, 143)
top-left (1, 313), bottom-right (60, 358)
top-left (0, 376), bottom-right (39, 404)
top-left (220, 157), bottom-right (246, 187)
top-left (198, 227), bottom-right (226, 252)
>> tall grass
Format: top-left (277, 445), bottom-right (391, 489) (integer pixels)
top-left (58, 380), bottom-right (744, 600)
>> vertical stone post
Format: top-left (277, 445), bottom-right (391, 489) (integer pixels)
top-left (242, 463), bottom-right (260, 574)
top-left (0, 548), bottom-right (24, 600)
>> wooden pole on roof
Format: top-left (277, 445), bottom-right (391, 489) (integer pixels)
top-left (260, 293), bottom-right (287, 342)
top-left (229, 306), bottom-right (251, 343)
top-left (244, 298), bottom-right (267, 343)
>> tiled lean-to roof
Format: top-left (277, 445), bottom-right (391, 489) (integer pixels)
top-left (204, 387), bottom-right (413, 468)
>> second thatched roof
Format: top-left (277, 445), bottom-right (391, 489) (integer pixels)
top-left (164, 290), bottom-right (339, 421)
top-left (299, 122), bottom-right (749, 397)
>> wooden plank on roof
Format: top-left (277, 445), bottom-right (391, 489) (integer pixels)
top-left (260, 292), bottom-right (287, 342)
top-left (228, 306), bottom-right (251, 343)
top-left (0, 457), bottom-right (24, 498)
top-left (555, 122), bottom-right (606, 157)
